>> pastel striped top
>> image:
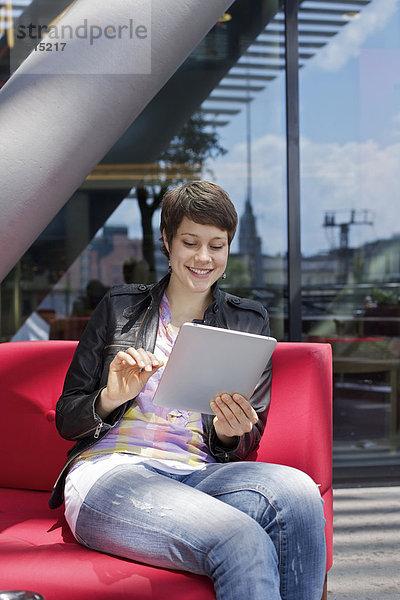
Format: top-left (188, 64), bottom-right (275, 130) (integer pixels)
top-left (76, 294), bottom-right (215, 469)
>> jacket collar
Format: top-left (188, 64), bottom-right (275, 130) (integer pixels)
top-left (148, 273), bottom-right (170, 306)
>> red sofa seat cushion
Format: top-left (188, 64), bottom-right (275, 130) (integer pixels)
top-left (0, 488), bottom-right (215, 600)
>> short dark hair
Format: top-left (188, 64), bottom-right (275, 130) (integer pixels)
top-left (159, 181), bottom-right (238, 258)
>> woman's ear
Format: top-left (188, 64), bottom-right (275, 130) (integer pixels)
top-left (162, 229), bottom-right (169, 253)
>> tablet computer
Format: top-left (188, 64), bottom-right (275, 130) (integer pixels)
top-left (152, 322), bottom-right (276, 415)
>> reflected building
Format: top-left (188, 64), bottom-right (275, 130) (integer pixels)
top-left (66, 226), bottom-right (142, 291)
top-left (238, 198), bottom-right (264, 287)
top-left (354, 235), bottom-right (400, 284)
top-left (54, 225), bottom-right (168, 312)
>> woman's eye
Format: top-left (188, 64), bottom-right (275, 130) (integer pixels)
top-left (182, 241), bottom-right (224, 250)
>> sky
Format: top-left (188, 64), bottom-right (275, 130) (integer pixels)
top-left (107, 0), bottom-right (400, 258)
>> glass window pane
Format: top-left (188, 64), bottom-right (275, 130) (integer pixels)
top-left (1, 0), bottom-right (287, 344)
top-left (299, 0), bottom-right (400, 476)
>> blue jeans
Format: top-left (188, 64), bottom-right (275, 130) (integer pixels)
top-left (74, 461), bottom-right (326, 600)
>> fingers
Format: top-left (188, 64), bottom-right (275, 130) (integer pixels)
top-left (210, 393), bottom-right (258, 436)
top-left (228, 394), bottom-right (259, 424)
top-left (112, 347), bottom-right (162, 373)
top-left (129, 348), bottom-right (161, 372)
top-left (212, 394), bottom-right (258, 424)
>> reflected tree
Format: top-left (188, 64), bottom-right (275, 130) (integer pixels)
top-left (135, 112), bottom-right (226, 281)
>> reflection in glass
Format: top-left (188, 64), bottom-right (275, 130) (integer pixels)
top-left (2, 0), bottom-right (399, 479)
top-left (0, 0), bottom-right (287, 345)
top-left (299, 0), bottom-right (400, 476)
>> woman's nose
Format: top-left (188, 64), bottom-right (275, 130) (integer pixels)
top-left (195, 246), bottom-right (211, 262)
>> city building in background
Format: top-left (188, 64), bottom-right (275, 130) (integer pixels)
top-left (1, 0), bottom-right (399, 483)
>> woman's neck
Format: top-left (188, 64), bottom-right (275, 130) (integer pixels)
top-left (165, 280), bottom-right (213, 328)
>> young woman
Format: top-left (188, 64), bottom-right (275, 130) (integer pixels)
top-left (50, 181), bottom-right (326, 600)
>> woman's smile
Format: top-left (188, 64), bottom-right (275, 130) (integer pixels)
top-left (186, 266), bottom-right (214, 278)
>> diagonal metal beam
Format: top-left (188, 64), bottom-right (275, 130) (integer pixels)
top-left (225, 72), bottom-right (276, 81)
top-left (217, 83), bottom-right (265, 92)
top-left (299, 7), bottom-right (360, 17)
top-left (202, 107), bottom-right (241, 115)
top-left (235, 62), bottom-right (285, 70)
top-left (207, 94), bottom-right (253, 103)
top-left (0, 0), bottom-right (234, 283)
top-left (303, 0), bottom-right (370, 5)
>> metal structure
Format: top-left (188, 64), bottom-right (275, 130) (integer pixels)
top-left (0, 0), bottom-right (233, 282)
top-left (324, 209), bottom-right (374, 250)
top-left (200, 0), bottom-right (372, 131)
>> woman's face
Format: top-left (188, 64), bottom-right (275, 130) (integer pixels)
top-left (164, 217), bottom-right (229, 295)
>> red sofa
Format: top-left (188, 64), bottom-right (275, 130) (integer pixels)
top-left (0, 340), bottom-right (332, 599)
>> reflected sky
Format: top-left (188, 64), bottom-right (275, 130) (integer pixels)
top-left (212, 0), bottom-right (400, 256)
top-left (104, 1), bottom-right (400, 257)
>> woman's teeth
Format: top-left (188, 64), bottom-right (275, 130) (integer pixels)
top-left (189, 267), bottom-right (211, 274)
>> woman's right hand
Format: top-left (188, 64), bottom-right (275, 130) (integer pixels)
top-left (96, 348), bottom-right (163, 419)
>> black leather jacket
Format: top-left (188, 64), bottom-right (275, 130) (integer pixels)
top-left (49, 275), bottom-right (272, 509)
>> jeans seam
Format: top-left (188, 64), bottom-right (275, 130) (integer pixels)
top-left (78, 499), bottom-right (210, 557)
top-left (210, 486), bottom-right (285, 593)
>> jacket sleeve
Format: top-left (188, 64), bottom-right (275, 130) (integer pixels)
top-left (208, 307), bottom-right (272, 462)
top-left (55, 292), bottom-right (126, 441)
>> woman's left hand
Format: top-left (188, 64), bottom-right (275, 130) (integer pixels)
top-left (210, 393), bottom-right (259, 447)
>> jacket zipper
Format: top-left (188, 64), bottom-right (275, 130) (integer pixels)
top-left (208, 427), bottom-right (231, 463)
top-left (51, 424), bottom-right (106, 490)
top-left (134, 304), bottom-right (152, 348)
top-left (94, 421), bottom-right (103, 439)
top-left (103, 343), bottom-right (132, 350)
top-left (69, 419), bottom-right (106, 441)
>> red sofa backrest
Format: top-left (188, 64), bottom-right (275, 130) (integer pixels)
top-left (0, 340), bottom-right (77, 491)
top-left (258, 342), bottom-right (332, 495)
top-left (0, 340), bottom-right (332, 496)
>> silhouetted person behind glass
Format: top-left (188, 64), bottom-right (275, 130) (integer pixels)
top-left (72, 279), bottom-right (109, 317)
top-left (123, 257), bottom-right (150, 284)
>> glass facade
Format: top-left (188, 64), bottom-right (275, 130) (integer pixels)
top-left (299, 0), bottom-right (400, 481)
top-left (1, 0), bottom-right (399, 481)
